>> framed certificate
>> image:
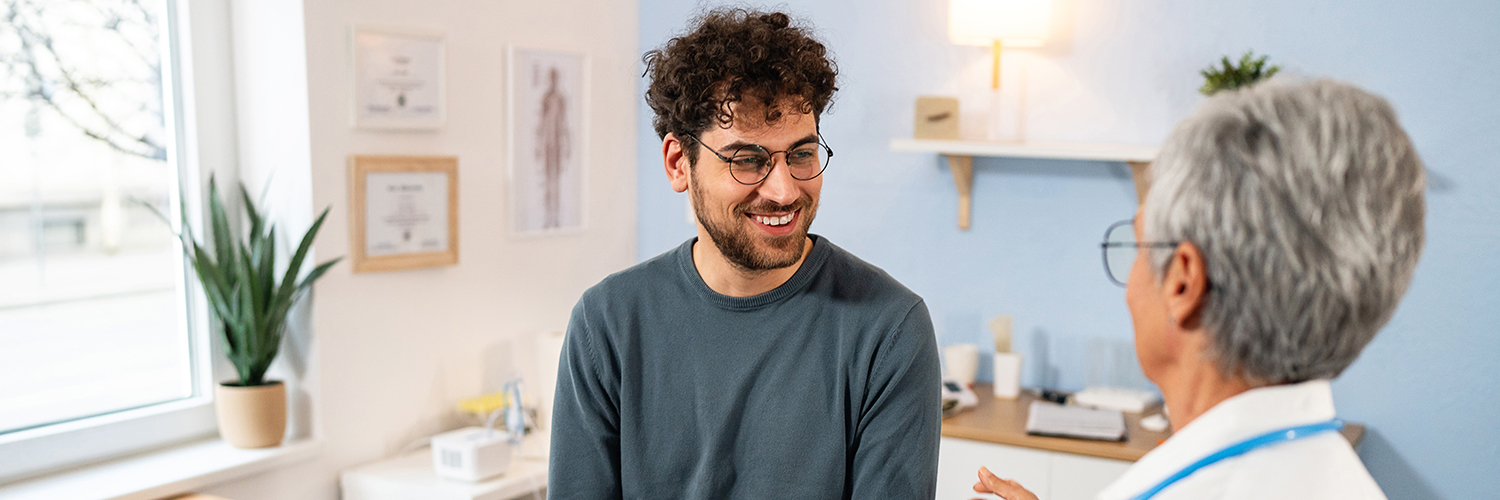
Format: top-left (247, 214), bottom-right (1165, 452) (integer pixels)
top-left (351, 26), bottom-right (446, 130)
top-left (349, 155), bottom-right (459, 272)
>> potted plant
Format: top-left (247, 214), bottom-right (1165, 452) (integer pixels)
top-left (1200, 50), bottom-right (1282, 96)
top-left (158, 178), bottom-right (340, 448)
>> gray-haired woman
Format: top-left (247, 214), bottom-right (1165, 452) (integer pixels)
top-left (975, 78), bottom-right (1424, 500)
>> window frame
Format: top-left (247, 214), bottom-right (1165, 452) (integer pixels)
top-left (0, 0), bottom-right (233, 483)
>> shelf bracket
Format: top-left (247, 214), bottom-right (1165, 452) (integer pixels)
top-left (946, 154), bottom-right (974, 230)
top-left (939, 154), bottom-right (1150, 231)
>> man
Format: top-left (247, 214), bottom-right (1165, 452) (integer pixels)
top-left (549, 8), bottom-right (940, 500)
top-left (973, 79), bottom-right (1423, 499)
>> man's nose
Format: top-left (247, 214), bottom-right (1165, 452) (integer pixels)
top-left (755, 155), bottom-right (802, 206)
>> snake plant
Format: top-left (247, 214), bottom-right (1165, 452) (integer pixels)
top-left (158, 178), bottom-right (341, 386)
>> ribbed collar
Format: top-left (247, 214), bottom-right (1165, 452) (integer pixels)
top-left (676, 234), bottom-right (830, 311)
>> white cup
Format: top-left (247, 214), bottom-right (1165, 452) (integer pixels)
top-left (992, 352), bottom-right (1023, 399)
top-left (943, 344), bottom-right (980, 385)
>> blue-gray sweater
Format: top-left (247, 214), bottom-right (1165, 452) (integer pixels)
top-left (549, 236), bottom-right (940, 499)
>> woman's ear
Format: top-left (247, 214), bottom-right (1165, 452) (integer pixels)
top-left (663, 133), bottom-right (690, 193)
top-left (1161, 242), bottom-right (1210, 328)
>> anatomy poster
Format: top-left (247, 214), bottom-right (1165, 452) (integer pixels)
top-left (509, 48), bottom-right (586, 236)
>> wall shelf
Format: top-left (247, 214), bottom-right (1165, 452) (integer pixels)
top-left (890, 138), bottom-right (1159, 230)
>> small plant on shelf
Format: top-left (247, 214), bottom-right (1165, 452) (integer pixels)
top-left (1200, 51), bottom-right (1282, 96)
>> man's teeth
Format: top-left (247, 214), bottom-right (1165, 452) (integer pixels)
top-left (754, 214), bottom-right (793, 226)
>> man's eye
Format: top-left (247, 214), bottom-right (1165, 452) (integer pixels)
top-left (789, 150), bottom-right (816, 160)
top-left (733, 157), bottom-right (765, 167)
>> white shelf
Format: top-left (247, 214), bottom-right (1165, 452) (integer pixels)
top-left (889, 138), bottom-right (1158, 163)
top-left (890, 138), bottom-right (1158, 230)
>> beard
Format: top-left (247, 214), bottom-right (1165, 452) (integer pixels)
top-left (690, 171), bottom-right (817, 272)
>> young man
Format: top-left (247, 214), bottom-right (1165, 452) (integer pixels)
top-left (548, 9), bottom-right (940, 500)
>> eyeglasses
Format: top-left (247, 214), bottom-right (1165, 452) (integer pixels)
top-left (688, 133), bottom-right (833, 185)
top-left (1100, 219), bottom-right (1180, 287)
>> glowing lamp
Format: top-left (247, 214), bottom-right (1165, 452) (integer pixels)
top-left (948, 0), bottom-right (1052, 89)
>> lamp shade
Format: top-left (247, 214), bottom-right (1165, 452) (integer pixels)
top-left (949, 0), bottom-right (1052, 47)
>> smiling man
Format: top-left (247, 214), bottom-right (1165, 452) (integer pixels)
top-left (548, 8), bottom-right (940, 500)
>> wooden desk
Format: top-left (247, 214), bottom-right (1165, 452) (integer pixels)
top-left (942, 383), bottom-right (1366, 462)
top-left (936, 384), bottom-right (1368, 500)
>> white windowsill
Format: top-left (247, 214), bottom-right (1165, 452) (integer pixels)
top-left (0, 437), bottom-right (321, 500)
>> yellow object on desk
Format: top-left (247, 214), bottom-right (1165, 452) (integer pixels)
top-left (458, 392), bottom-right (513, 415)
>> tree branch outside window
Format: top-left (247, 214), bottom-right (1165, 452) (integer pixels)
top-left (1, 0), bottom-right (167, 162)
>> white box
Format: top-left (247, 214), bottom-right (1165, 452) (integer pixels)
top-left (431, 427), bottom-right (513, 482)
top-left (1071, 386), bottom-right (1160, 413)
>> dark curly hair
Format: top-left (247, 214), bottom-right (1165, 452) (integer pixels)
top-left (643, 9), bottom-right (838, 163)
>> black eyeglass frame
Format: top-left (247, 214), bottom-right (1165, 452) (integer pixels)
top-left (687, 132), bottom-right (834, 185)
top-left (1100, 218), bottom-right (1180, 287)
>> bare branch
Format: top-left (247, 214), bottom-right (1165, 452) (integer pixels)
top-left (2, 0), bottom-right (166, 161)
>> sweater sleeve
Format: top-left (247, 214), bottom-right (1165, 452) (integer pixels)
top-left (849, 300), bottom-right (942, 499)
top-left (548, 297), bottom-right (623, 500)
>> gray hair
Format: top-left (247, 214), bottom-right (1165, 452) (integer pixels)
top-left (1144, 78), bottom-right (1426, 384)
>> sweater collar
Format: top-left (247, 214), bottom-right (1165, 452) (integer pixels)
top-left (676, 234), bottom-right (830, 311)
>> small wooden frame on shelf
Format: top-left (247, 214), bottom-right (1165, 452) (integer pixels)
top-left (890, 138), bottom-right (1159, 230)
top-left (349, 155), bottom-right (459, 273)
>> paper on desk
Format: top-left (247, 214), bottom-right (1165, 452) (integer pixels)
top-left (1025, 401), bottom-right (1126, 441)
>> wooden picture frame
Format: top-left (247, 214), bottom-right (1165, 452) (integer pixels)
top-left (349, 155), bottom-right (459, 272)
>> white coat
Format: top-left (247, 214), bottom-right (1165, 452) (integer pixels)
top-left (1096, 380), bottom-right (1386, 500)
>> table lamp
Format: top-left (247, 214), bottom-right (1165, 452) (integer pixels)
top-left (949, 0), bottom-right (1051, 139)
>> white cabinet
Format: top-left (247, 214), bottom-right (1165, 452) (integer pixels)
top-left (937, 437), bottom-right (1054, 500)
top-left (1047, 453), bottom-right (1133, 500)
top-left (936, 437), bottom-right (1132, 500)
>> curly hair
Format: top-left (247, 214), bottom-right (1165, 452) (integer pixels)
top-left (643, 8), bottom-right (838, 162)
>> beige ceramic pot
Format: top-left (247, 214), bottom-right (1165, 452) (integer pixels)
top-left (215, 381), bottom-right (286, 449)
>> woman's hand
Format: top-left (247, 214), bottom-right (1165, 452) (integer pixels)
top-left (970, 466), bottom-right (1040, 500)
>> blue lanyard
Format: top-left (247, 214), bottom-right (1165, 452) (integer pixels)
top-left (1128, 419), bottom-right (1344, 500)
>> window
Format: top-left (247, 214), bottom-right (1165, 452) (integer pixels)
top-left (0, 0), bottom-right (217, 482)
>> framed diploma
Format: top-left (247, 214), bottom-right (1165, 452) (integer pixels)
top-left (351, 26), bottom-right (446, 130)
top-left (349, 155), bottom-right (459, 272)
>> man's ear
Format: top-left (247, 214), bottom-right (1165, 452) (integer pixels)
top-left (1161, 242), bottom-right (1209, 328)
top-left (663, 133), bottom-right (690, 193)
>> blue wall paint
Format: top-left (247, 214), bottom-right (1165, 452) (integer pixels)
top-left (637, 1), bottom-right (1500, 498)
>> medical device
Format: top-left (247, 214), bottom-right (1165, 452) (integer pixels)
top-left (432, 379), bottom-right (528, 482)
top-left (941, 378), bottom-right (978, 417)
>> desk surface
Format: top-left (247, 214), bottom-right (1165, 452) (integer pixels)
top-left (340, 451), bottom-right (548, 500)
top-left (941, 383), bottom-right (1366, 462)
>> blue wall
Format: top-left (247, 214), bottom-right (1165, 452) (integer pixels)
top-left (637, 1), bottom-right (1500, 498)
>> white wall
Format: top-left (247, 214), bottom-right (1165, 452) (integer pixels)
top-left (199, 0), bottom-right (639, 498)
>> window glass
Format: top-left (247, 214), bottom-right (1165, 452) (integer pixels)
top-left (0, 0), bottom-right (192, 434)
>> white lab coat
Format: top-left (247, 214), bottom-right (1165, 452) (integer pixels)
top-left (1096, 380), bottom-right (1386, 500)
